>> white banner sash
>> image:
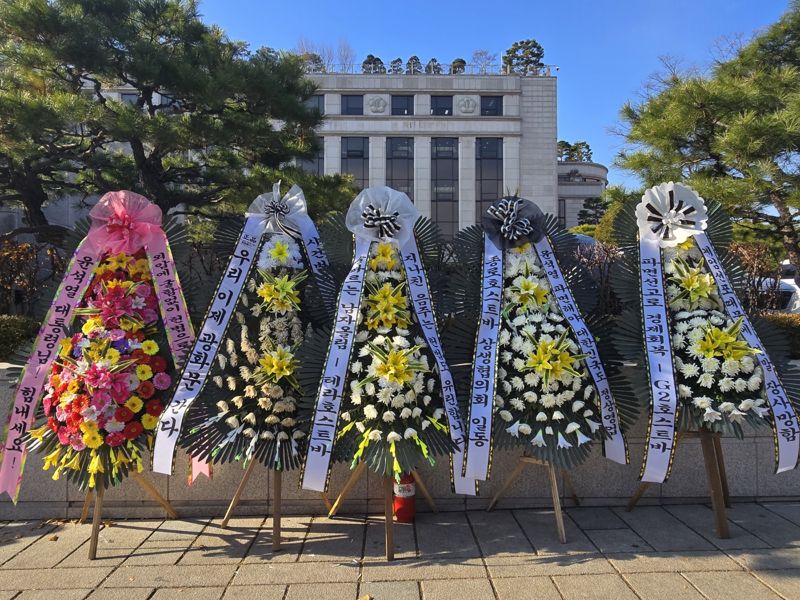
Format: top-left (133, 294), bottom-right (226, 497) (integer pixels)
top-left (302, 237), bottom-right (371, 491)
top-left (153, 216), bottom-right (265, 474)
top-left (694, 232), bottom-right (800, 472)
top-left (400, 237), bottom-right (476, 495)
top-left (533, 236), bottom-right (628, 464)
top-left (639, 238), bottom-right (680, 483)
top-left (464, 234), bottom-right (504, 482)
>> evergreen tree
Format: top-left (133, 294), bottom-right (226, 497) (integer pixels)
top-left (449, 58), bottom-right (467, 74)
top-left (502, 39), bottom-right (545, 75)
top-left (361, 54), bottom-right (386, 74)
top-left (425, 58), bottom-right (443, 74)
top-left (406, 55), bottom-right (423, 75)
top-left (389, 58), bottom-right (404, 74)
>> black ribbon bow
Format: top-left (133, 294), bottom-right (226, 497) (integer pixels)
top-left (362, 204), bottom-right (402, 238)
top-left (483, 196), bottom-right (545, 246)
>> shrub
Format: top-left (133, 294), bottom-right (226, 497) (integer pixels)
top-left (0, 315), bottom-right (39, 360)
top-left (760, 312), bottom-right (800, 359)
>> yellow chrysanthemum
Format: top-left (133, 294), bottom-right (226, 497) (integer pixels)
top-left (105, 347), bottom-right (120, 364)
top-left (136, 364), bottom-right (153, 381)
top-left (67, 380), bottom-right (80, 394)
top-left (80, 420), bottom-right (98, 434)
top-left (81, 317), bottom-right (103, 336)
top-left (125, 395), bottom-right (144, 413)
top-left (369, 242), bottom-right (398, 271)
top-left (141, 413), bottom-right (159, 430)
top-left (141, 340), bottom-right (159, 355)
top-left (83, 430), bottom-right (104, 449)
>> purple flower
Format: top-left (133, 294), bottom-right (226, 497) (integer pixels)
top-left (153, 372), bottom-right (172, 390)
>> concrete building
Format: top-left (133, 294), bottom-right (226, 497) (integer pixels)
top-left (302, 72), bottom-right (607, 237)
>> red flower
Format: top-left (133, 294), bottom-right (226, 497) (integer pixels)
top-left (115, 406), bottom-right (134, 422)
top-left (105, 432), bottom-right (126, 447)
top-left (131, 349), bottom-right (150, 364)
top-left (137, 381), bottom-right (155, 399)
top-left (47, 416), bottom-right (59, 433)
top-left (123, 421), bottom-right (144, 440)
top-left (149, 356), bottom-right (167, 373)
top-left (145, 400), bottom-right (164, 416)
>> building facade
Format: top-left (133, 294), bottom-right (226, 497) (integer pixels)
top-left (303, 72), bottom-right (606, 237)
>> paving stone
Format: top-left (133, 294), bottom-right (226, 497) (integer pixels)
top-left (60, 544), bottom-right (137, 567)
top-left (664, 504), bottom-right (770, 550)
top-left (624, 573), bottom-right (705, 600)
top-left (727, 548), bottom-right (800, 571)
top-left (221, 585), bottom-right (286, 599)
top-left (87, 588), bottom-right (153, 599)
top-left (3, 521), bottom-right (92, 569)
top-left (285, 582), bottom-right (357, 600)
top-left (232, 562), bottom-right (360, 585)
top-left (243, 516), bottom-right (307, 563)
top-left (683, 571), bottom-right (782, 600)
top-left (361, 559), bottom-right (486, 582)
top-left (92, 519), bottom-right (160, 548)
top-left (102, 565), bottom-right (236, 588)
top-left (147, 518), bottom-right (209, 543)
top-left (421, 578), bottom-right (494, 599)
top-left (752, 569), bottom-right (800, 599)
top-left (492, 576), bottom-right (562, 600)
top-left (0, 592), bottom-right (16, 600)
top-left (467, 510), bottom-right (534, 563)
top-left (415, 512), bottom-right (480, 559)
top-left (583, 528), bottom-right (653, 553)
top-left (0, 566), bottom-right (112, 590)
top-left (178, 517), bottom-right (263, 565)
top-left (358, 581), bottom-right (421, 600)
top-left (122, 540), bottom-right (189, 566)
top-left (612, 506), bottom-right (715, 551)
top-left (566, 507), bottom-right (628, 530)
top-left (0, 521), bottom-right (57, 566)
top-left (553, 573), bottom-right (639, 600)
top-left (299, 516), bottom-right (365, 562)
top-left (725, 503), bottom-right (800, 548)
top-left (607, 550), bottom-right (743, 573)
top-left (760, 502), bottom-right (800, 527)
top-left (513, 509), bottom-right (595, 555)
top-left (363, 519), bottom-right (415, 561)
top-left (150, 588), bottom-right (225, 599)
top-left (15, 591), bottom-right (92, 600)
top-left (488, 554), bottom-right (614, 578)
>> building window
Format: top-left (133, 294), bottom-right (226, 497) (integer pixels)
top-left (476, 138), bottom-right (504, 218)
top-left (480, 96), bottom-right (503, 116)
top-left (341, 137), bottom-right (369, 189)
top-left (120, 92), bottom-right (139, 105)
top-left (386, 138), bottom-right (414, 200)
top-left (430, 95), bottom-right (453, 116)
top-left (391, 95), bottom-right (414, 116)
top-left (431, 137), bottom-right (459, 239)
top-left (305, 94), bottom-right (324, 114)
top-left (558, 198), bottom-right (567, 227)
top-left (299, 138), bottom-right (324, 176)
top-left (341, 95), bottom-right (363, 115)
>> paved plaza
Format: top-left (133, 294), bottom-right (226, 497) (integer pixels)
top-left (2, 502), bottom-right (800, 599)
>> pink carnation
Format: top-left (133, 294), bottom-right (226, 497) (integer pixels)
top-left (152, 372), bottom-right (172, 390)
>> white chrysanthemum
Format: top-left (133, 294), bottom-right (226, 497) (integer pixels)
top-left (363, 404), bottom-right (378, 420)
top-left (718, 402), bottom-right (735, 413)
top-left (698, 373), bottom-right (714, 388)
top-left (341, 411), bottom-right (351, 422)
top-left (518, 424), bottom-right (532, 435)
top-left (368, 429), bottom-right (382, 441)
top-left (734, 379), bottom-right (747, 393)
top-left (498, 410), bottom-right (513, 422)
top-left (433, 408), bottom-right (444, 420)
top-left (350, 361), bottom-right (363, 374)
top-left (680, 363), bottom-right (700, 378)
top-left (412, 407), bottom-right (422, 418)
top-left (387, 431), bottom-right (402, 443)
top-left (510, 398), bottom-right (525, 411)
top-left (216, 400), bottom-right (229, 414)
top-left (540, 394), bottom-right (557, 408)
top-left (692, 396), bottom-right (712, 410)
top-left (383, 411), bottom-right (396, 423)
top-left (747, 375), bottom-right (763, 392)
top-left (721, 359), bottom-right (741, 376)
top-left (701, 358), bottom-right (720, 373)
top-left (703, 407), bottom-right (722, 423)
top-left (719, 378), bottom-right (735, 393)
top-left (225, 416), bottom-right (240, 429)
top-left (678, 385), bottom-right (692, 398)
top-left (740, 356), bottom-right (755, 374)
top-left (565, 422), bottom-right (580, 434)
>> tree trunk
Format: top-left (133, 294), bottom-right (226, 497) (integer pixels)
top-left (10, 169), bottom-right (50, 230)
top-left (128, 138), bottom-right (172, 213)
top-left (772, 195), bottom-right (800, 288)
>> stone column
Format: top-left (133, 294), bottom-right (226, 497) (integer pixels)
top-left (369, 136), bottom-right (386, 187)
top-left (324, 136), bottom-right (341, 175)
top-left (459, 136), bottom-right (476, 229)
top-left (503, 137), bottom-right (521, 197)
top-left (414, 136), bottom-right (431, 218)
top-left (325, 93), bottom-right (341, 115)
top-left (415, 94), bottom-right (430, 117)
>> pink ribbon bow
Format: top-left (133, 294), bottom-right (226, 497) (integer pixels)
top-left (87, 191), bottom-right (164, 254)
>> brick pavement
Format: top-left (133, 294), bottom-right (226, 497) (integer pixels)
top-left (2, 502), bottom-right (800, 599)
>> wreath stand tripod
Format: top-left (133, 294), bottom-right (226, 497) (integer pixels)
top-left (78, 471), bottom-right (178, 560)
top-left (626, 429), bottom-right (730, 539)
top-left (217, 461), bottom-right (334, 552)
top-left (326, 462), bottom-right (438, 561)
top-left (486, 455), bottom-right (581, 544)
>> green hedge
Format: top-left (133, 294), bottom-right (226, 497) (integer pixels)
top-left (761, 312), bottom-right (800, 360)
top-left (0, 315), bottom-right (39, 361)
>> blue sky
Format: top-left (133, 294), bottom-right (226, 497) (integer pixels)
top-left (199, 0), bottom-right (789, 189)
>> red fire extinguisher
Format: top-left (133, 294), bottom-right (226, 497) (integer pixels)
top-left (393, 472), bottom-right (416, 523)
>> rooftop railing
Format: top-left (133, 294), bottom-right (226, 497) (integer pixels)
top-left (303, 63), bottom-right (559, 76)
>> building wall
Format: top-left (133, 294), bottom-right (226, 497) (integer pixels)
top-left (557, 161), bottom-right (609, 228)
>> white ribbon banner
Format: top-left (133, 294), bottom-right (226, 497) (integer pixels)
top-left (639, 238), bottom-right (680, 483)
top-left (302, 237), bottom-right (371, 491)
top-left (694, 232), bottom-right (800, 472)
top-left (400, 237), bottom-right (476, 495)
top-left (464, 234), bottom-right (503, 482)
top-left (534, 236), bottom-right (628, 464)
top-left (153, 216), bottom-right (264, 474)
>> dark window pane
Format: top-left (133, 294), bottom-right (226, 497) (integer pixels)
top-left (558, 198), bottom-right (566, 227)
top-left (480, 96), bottom-right (503, 116)
top-left (341, 137), bottom-right (369, 189)
top-left (430, 95), bottom-right (453, 116)
top-left (431, 137), bottom-right (459, 239)
top-left (386, 137), bottom-right (414, 200)
top-left (299, 138), bottom-right (324, 176)
top-left (391, 95), bottom-right (414, 116)
top-left (341, 95), bottom-right (363, 115)
top-left (120, 92), bottom-right (139, 105)
top-left (305, 94), bottom-right (324, 114)
top-left (476, 138), bottom-right (503, 218)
